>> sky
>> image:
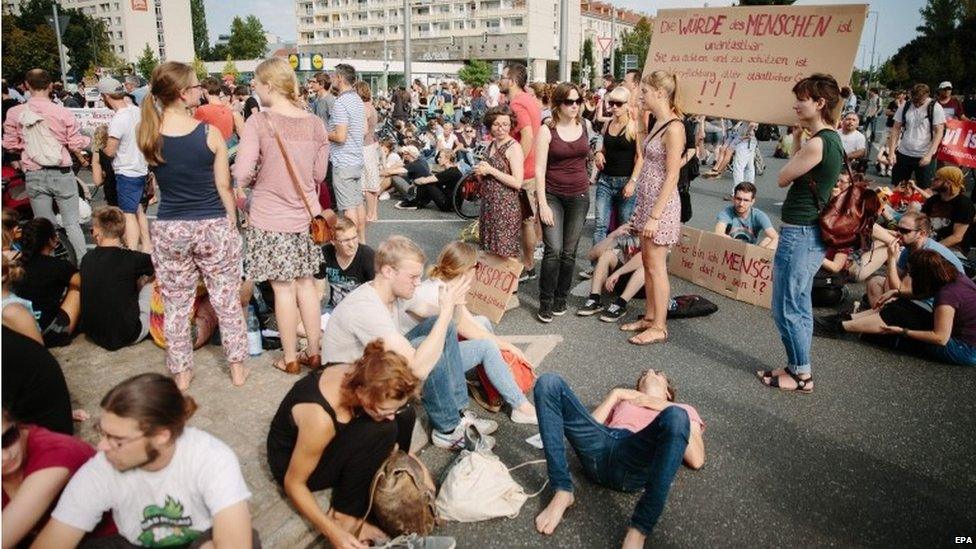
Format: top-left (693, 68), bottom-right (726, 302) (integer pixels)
top-left (204, 0), bottom-right (926, 69)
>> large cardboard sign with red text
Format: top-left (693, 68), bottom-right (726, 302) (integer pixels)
top-left (643, 4), bottom-right (867, 125)
top-left (669, 227), bottom-right (773, 309)
top-left (938, 119), bottom-right (976, 168)
top-left (467, 253), bottom-right (523, 324)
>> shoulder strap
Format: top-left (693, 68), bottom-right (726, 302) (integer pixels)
top-left (647, 118), bottom-right (680, 142)
top-left (806, 130), bottom-right (853, 212)
top-left (507, 458), bottom-right (549, 497)
top-left (263, 113), bottom-right (315, 221)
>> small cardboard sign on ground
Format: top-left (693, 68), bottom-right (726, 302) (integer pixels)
top-left (668, 226), bottom-right (773, 309)
top-left (467, 253), bottom-right (524, 323)
top-left (643, 4), bottom-right (866, 125)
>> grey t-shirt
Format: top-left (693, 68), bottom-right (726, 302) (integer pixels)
top-left (312, 93), bottom-right (335, 130)
top-left (322, 283), bottom-right (403, 364)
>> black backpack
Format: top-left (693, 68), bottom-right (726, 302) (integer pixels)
top-left (898, 99), bottom-right (938, 140)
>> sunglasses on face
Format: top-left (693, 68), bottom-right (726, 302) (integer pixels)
top-left (607, 100), bottom-right (625, 108)
top-left (560, 98), bottom-right (584, 106)
top-left (896, 226), bottom-right (918, 235)
top-left (2, 426), bottom-right (20, 449)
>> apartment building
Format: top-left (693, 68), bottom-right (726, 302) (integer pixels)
top-left (295, 0), bottom-right (581, 81)
top-left (4, 0), bottom-right (193, 64)
top-left (580, 0), bottom-right (645, 54)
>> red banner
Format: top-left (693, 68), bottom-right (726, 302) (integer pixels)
top-left (938, 118), bottom-right (976, 168)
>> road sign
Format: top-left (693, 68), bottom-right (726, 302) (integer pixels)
top-left (597, 37), bottom-right (615, 54)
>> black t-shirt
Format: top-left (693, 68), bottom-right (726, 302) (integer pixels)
top-left (922, 194), bottom-right (975, 254)
top-left (1, 327), bottom-right (74, 435)
top-left (79, 247), bottom-right (155, 350)
top-left (243, 96), bottom-right (261, 121)
top-left (435, 166), bottom-right (463, 193)
top-left (885, 100), bottom-right (899, 128)
top-left (964, 96), bottom-right (976, 120)
top-left (315, 244), bottom-right (375, 308)
top-left (13, 255), bottom-right (77, 328)
top-left (405, 158), bottom-right (431, 182)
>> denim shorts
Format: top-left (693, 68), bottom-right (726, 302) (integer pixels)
top-left (116, 174), bottom-right (146, 214)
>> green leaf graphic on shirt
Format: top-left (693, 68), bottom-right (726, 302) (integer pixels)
top-left (136, 495), bottom-right (202, 547)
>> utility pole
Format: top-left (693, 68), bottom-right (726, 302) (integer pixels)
top-left (558, 0), bottom-right (569, 81)
top-left (403, 0), bottom-right (412, 87)
top-left (52, 3), bottom-right (69, 83)
top-left (868, 10), bottom-right (879, 87)
top-left (610, 6), bottom-right (616, 79)
top-left (383, 23), bottom-right (389, 92)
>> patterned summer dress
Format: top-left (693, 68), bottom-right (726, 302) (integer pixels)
top-left (479, 138), bottom-right (522, 258)
top-left (630, 119), bottom-right (682, 247)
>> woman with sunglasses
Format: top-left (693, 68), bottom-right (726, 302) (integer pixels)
top-left (534, 83), bottom-right (592, 323)
top-left (592, 86), bottom-right (641, 246)
top-left (532, 369), bottom-right (705, 546)
top-left (1, 409), bottom-right (113, 547)
top-left (267, 340), bottom-right (421, 548)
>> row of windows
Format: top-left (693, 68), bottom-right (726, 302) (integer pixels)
top-left (300, 15), bottom-right (522, 30)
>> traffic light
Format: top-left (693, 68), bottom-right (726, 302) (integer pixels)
top-left (59, 44), bottom-right (71, 77)
top-left (602, 57), bottom-right (611, 77)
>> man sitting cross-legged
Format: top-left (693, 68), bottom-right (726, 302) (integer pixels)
top-left (577, 223), bottom-right (646, 323)
top-left (533, 371), bottom-right (705, 548)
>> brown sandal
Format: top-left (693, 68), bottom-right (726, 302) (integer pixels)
top-left (298, 349), bottom-right (321, 370)
top-left (620, 317), bottom-right (654, 332)
top-left (272, 358), bottom-right (301, 375)
top-left (628, 327), bottom-right (669, 346)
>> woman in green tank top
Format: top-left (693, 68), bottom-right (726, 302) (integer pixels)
top-left (757, 74), bottom-right (844, 394)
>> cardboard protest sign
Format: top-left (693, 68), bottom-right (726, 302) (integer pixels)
top-left (643, 4), bottom-right (867, 125)
top-left (467, 253), bottom-right (523, 324)
top-left (938, 118), bottom-right (976, 168)
top-left (68, 108), bottom-right (114, 136)
top-left (668, 227), bottom-right (774, 309)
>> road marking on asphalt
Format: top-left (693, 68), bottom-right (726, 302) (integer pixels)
top-left (498, 334), bottom-right (564, 368)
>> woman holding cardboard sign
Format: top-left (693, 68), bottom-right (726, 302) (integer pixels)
top-left (756, 73), bottom-right (844, 394)
top-left (619, 70), bottom-right (685, 345)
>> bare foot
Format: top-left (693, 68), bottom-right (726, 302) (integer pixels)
top-left (229, 362), bottom-right (250, 387)
top-left (535, 490), bottom-right (575, 535)
top-left (72, 409), bottom-right (89, 422)
top-left (174, 370), bottom-right (194, 393)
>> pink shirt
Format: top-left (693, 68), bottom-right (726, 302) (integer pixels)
top-left (605, 401), bottom-right (705, 434)
top-left (233, 111), bottom-right (329, 233)
top-left (2, 97), bottom-right (91, 171)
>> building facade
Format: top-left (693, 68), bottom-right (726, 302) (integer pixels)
top-left (580, 1), bottom-right (646, 79)
top-left (4, 0), bottom-right (194, 64)
top-left (295, 0), bottom-right (581, 81)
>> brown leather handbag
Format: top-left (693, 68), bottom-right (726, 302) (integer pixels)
top-left (264, 113), bottom-right (334, 244)
top-left (358, 449), bottom-right (437, 537)
top-left (808, 149), bottom-right (880, 249)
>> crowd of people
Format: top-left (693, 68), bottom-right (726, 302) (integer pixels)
top-left (2, 52), bottom-right (975, 549)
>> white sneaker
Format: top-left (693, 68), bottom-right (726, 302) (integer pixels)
top-left (510, 407), bottom-right (538, 425)
top-left (431, 423), bottom-right (496, 451)
top-left (461, 410), bottom-right (498, 435)
top-left (379, 191), bottom-right (391, 200)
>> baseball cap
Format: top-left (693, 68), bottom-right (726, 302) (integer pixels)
top-left (97, 76), bottom-right (125, 95)
top-left (938, 81), bottom-right (952, 90)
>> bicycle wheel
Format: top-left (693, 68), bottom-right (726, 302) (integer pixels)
top-left (453, 172), bottom-right (481, 220)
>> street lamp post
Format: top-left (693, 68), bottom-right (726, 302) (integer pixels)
top-left (403, 0), bottom-right (412, 86)
top-left (868, 10), bottom-right (879, 87)
top-left (558, 0), bottom-right (569, 81)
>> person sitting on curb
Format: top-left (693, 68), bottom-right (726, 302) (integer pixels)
top-left (1, 409), bottom-right (114, 547)
top-left (577, 223), bottom-right (645, 323)
top-left (32, 373), bottom-right (259, 548)
top-left (533, 371), bottom-right (705, 548)
top-left (268, 341), bottom-right (442, 548)
top-left (400, 241), bottom-right (537, 424)
top-left (713, 182), bottom-right (778, 249)
top-left (79, 207), bottom-right (155, 351)
top-left (314, 215), bottom-right (375, 311)
top-left (322, 236), bottom-right (499, 450)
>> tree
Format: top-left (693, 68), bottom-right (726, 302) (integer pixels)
top-left (192, 55), bottom-right (209, 82)
top-left (1, 17), bottom-right (59, 81)
top-left (227, 15), bottom-right (267, 59)
top-left (917, 0), bottom-right (962, 36)
top-left (206, 43), bottom-right (229, 62)
top-left (190, 0), bottom-right (210, 58)
top-left (136, 43), bottom-right (159, 80)
top-left (458, 59), bottom-right (492, 88)
top-left (615, 17), bottom-right (652, 78)
top-left (879, 12), bottom-right (973, 94)
top-left (14, 0), bottom-right (113, 80)
top-left (222, 55), bottom-right (239, 83)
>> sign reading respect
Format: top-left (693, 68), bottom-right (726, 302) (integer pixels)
top-left (644, 4), bottom-right (867, 125)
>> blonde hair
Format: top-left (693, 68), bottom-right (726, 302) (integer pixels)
top-left (375, 235), bottom-right (426, 270)
top-left (641, 70), bottom-right (683, 117)
top-left (606, 87), bottom-right (637, 141)
top-left (92, 125), bottom-right (109, 152)
top-left (333, 215), bottom-right (357, 234)
top-left (254, 57), bottom-right (300, 106)
top-left (428, 241), bottom-right (477, 281)
top-left (138, 61), bottom-right (195, 166)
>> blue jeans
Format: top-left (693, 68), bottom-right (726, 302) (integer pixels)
top-left (534, 373), bottom-right (690, 536)
top-left (594, 174), bottom-right (636, 244)
top-left (459, 339), bottom-right (528, 408)
top-left (928, 338), bottom-right (976, 367)
top-left (540, 191), bottom-right (590, 308)
top-left (406, 317), bottom-right (468, 433)
top-left (771, 225), bottom-right (826, 375)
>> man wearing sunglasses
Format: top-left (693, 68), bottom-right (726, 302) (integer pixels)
top-left (33, 374), bottom-right (259, 549)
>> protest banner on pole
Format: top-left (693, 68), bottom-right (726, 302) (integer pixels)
top-left (68, 108), bottom-right (114, 136)
top-left (938, 119), bottom-right (976, 168)
top-left (643, 4), bottom-right (867, 125)
top-left (668, 227), bottom-right (774, 309)
top-left (467, 253), bottom-right (523, 324)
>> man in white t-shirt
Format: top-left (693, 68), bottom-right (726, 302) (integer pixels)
top-left (100, 76), bottom-right (151, 252)
top-left (33, 373), bottom-right (258, 548)
top-left (839, 112), bottom-right (867, 160)
top-left (322, 236), bottom-right (499, 450)
top-left (887, 82), bottom-right (946, 189)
